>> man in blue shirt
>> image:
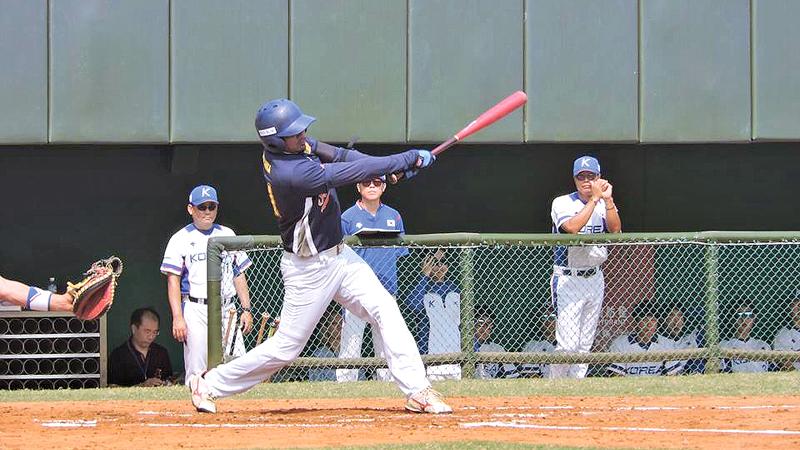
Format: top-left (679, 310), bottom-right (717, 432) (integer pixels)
top-left (338, 176), bottom-right (409, 382)
top-left (189, 98), bottom-right (451, 415)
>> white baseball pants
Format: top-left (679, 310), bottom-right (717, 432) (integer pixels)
top-left (337, 308), bottom-right (391, 382)
top-left (182, 302), bottom-right (245, 385)
top-left (549, 269), bottom-right (604, 379)
top-left (203, 245), bottom-right (429, 397)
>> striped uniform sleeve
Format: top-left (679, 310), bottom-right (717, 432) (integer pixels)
top-left (160, 234), bottom-right (184, 276)
top-left (232, 250), bottom-right (252, 277)
top-left (551, 197), bottom-right (574, 231)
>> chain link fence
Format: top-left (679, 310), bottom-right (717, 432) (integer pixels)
top-left (208, 233), bottom-right (800, 382)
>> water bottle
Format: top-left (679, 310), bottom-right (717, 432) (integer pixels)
top-left (47, 277), bottom-right (57, 293)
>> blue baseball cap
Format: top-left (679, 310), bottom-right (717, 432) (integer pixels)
top-left (573, 156), bottom-right (601, 176)
top-left (188, 185), bottom-right (219, 206)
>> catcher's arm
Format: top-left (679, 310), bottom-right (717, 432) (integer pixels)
top-left (166, 274), bottom-right (187, 343)
top-left (233, 273), bottom-right (253, 334)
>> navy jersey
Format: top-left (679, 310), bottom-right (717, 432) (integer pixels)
top-left (341, 202), bottom-right (409, 294)
top-left (261, 137), bottom-right (417, 256)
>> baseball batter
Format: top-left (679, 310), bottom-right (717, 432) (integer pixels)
top-left (719, 304), bottom-right (770, 373)
top-left (188, 98), bottom-right (451, 414)
top-left (773, 296), bottom-right (800, 371)
top-left (337, 176), bottom-right (408, 382)
top-left (549, 156), bottom-right (621, 378)
top-left (161, 185), bottom-right (254, 384)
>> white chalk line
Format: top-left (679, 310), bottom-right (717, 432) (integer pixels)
top-left (145, 423), bottom-right (340, 429)
top-left (461, 421), bottom-right (800, 436)
top-left (36, 419), bottom-right (97, 428)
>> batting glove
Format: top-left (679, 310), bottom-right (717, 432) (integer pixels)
top-left (413, 150), bottom-right (436, 169)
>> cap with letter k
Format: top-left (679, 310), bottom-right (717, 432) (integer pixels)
top-left (573, 156), bottom-right (601, 176)
top-left (189, 185), bottom-right (219, 206)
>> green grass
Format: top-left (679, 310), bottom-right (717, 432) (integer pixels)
top-left (1, 372), bottom-right (798, 403)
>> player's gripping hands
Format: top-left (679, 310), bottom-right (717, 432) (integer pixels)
top-left (394, 149), bottom-right (436, 182)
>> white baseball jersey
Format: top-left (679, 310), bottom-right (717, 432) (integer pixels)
top-left (661, 330), bottom-right (699, 374)
top-left (551, 192), bottom-right (610, 268)
top-left (160, 223), bottom-right (251, 302)
top-left (719, 337), bottom-right (770, 373)
top-left (476, 341), bottom-right (519, 379)
top-left (521, 340), bottom-right (555, 378)
top-left (773, 326), bottom-right (800, 371)
top-left (607, 334), bottom-right (679, 376)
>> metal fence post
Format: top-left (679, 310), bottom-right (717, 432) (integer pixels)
top-left (703, 242), bottom-right (721, 374)
top-left (206, 238), bottom-right (224, 369)
top-left (460, 247), bottom-right (476, 378)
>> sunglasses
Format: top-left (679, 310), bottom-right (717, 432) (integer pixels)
top-left (736, 311), bottom-right (755, 318)
top-left (195, 203), bottom-right (217, 211)
top-left (575, 172), bottom-right (598, 181)
top-left (360, 179), bottom-right (384, 188)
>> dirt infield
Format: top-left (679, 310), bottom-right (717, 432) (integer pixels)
top-left (2, 395), bottom-right (799, 449)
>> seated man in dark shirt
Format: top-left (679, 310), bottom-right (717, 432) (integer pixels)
top-left (109, 307), bottom-right (173, 387)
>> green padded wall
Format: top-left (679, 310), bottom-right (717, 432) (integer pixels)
top-left (49, 0), bottom-right (168, 143)
top-left (752, 0), bottom-right (800, 140)
top-left (290, 0), bottom-right (406, 143)
top-left (408, 0), bottom-right (524, 143)
top-left (526, 0), bottom-right (638, 142)
top-left (640, 0), bottom-right (751, 142)
top-left (0, 0), bottom-right (47, 143)
top-left (171, 0), bottom-right (288, 143)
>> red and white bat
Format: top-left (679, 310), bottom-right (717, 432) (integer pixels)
top-left (391, 90), bottom-right (526, 183)
top-left (431, 90), bottom-right (527, 156)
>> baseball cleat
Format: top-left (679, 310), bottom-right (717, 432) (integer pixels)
top-left (188, 373), bottom-right (216, 413)
top-left (405, 387), bottom-right (453, 414)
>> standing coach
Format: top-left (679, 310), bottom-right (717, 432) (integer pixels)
top-left (549, 156), bottom-right (621, 378)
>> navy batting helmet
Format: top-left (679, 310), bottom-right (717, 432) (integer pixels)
top-left (255, 99), bottom-right (316, 149)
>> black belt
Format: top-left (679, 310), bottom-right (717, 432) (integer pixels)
top-left (560, 268), bottom-right (597, 278)
top-left (185, 296), bottom-right (207, 305)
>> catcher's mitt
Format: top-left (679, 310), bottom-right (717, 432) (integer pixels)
top-left (67, 256), bottom-right (123, 321)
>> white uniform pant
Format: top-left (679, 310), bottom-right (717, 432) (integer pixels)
top-left (337, 307), bottom-right (392, 382)
top-left (549, 270), bottom-right (604, 379)
top-left (203, 245), bottom-right (430, 397)
top-left (183, 302), bottom-right (246, 385)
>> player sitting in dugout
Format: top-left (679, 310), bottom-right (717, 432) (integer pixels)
top-left (474, 306), bottom-right (519, 379)
top-left (520, 312), bottom-right (557, 378)
top-left (719, 302), bottom-right (772, 373)
top-left (773, 295), bottom-right (800, 371)
top-left (659, 303), bottom-right (702, 375)
top-left (607, 303), bottom-right (682, 376)
top-left (407, 249), bottom-right (461, 380)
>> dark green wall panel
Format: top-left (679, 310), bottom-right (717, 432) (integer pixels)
top-left (290, 0), bottom-right (406, 143)
top-left (171, 0), bottom-right (287, 143)
top-left (752, 0), bottom-right (800, 140)
top-left (408, 0), bottom-right (524, 142)
top-left (640, 0), bottom-right (751, 142)
top-left (0, 0), bottom-right (47, 143)
top-left (49, 0), bottom-right (168, 143)
top-left (526, 0), bottom-right (637, 142)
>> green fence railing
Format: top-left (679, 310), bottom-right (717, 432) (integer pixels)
top-left (207, 232), bottom-right (800, 379)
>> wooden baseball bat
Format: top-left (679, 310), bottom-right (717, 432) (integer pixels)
top-left (255, 313), bottom-right (270, 346)
top-left (391, 91), bottom-right (527, 183)
top-left (222, 309), bottom-right (236, 355)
